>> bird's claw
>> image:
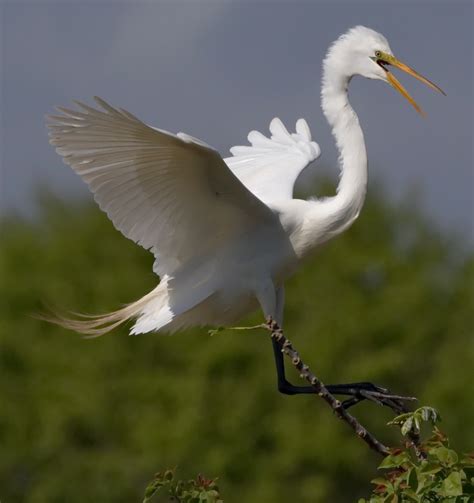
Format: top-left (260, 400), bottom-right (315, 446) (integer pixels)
top-left (339, 386), bottom-right (417, 413)
top-left (265, 317), bottom-right (417, 414)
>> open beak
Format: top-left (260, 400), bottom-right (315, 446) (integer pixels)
top-left (376, 52), bottom-right (446, 115)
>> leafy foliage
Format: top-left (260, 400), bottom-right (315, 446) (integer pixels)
top-left (360, 408), bottom-right (474, 502)
top-left (144, 408), bottom-right (474, 503)
top-left (0, 188), bottom-right (473, 502)
top-left (387, 406), bottom-right (440, 437)
top-left (143, 470), bottom-right (222, 503)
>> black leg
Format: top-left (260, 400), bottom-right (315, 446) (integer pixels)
top-left (272, 338), bottom-right (316, 395)
top-left (271, 338), bottom-right (412, 412)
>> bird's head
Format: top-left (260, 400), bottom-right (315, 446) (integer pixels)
top-left (325, 25), bottom-right (445, 114)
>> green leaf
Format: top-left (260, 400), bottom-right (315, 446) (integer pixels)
top-left (419, 406), bottom-right (440, 424)
top-left (440, 471), bottom-right (463, 497)
top-left (402, 488), bottom-right (420, 501)
top-left (407, 467), bottom-right (418, 492)
top-left (143, 478), bottom-right (165, 503)
top-left (379, 452), bottom-right (410, 469)
top-left (387, 413), bottom-right (411, 427)
top-left (420, 408), bottom-right (430, 422)
top-left (401, 417), bottom-right (414, 436)
top-left (419, 462), bottom-right (443, 475)
top-left (434, 447), bottom-right (459, 466)
top-left (413, 416), bottom-right (421, 433)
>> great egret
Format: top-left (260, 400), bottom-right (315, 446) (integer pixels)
top-left (46, 26), bottom-right (444, 402)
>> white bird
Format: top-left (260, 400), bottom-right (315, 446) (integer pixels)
top-left (46, 26), bottom-right (444, 401)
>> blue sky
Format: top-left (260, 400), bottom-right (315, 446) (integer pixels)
top-left (1, 0), bottom-right (472, 242)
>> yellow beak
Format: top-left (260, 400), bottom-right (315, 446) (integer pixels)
top-left (377, 52), bottom-right (446, 115)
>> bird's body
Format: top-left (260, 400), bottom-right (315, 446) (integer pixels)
top-left (46, 26), bottom-right (443, 337)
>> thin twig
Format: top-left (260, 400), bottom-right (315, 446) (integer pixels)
top-left (407, 430), bottom-right (426, 461)
top-left (264, 319), bottom-right (391, 457)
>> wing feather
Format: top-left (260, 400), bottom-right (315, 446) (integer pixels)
top-left (225, 118), bottom-right (321, 204)
top-left (47, 97), bottom-right (272, 276)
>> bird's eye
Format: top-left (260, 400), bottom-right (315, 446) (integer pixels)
top-left (375, 51), bottom-right (382, 59)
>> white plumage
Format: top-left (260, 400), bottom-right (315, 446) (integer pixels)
top-left (225, 117), bottom-right (320, 204)
top-left (47, 98), bottom-right (319, 335)
top-left (46, 26), bottom-right (443, 336)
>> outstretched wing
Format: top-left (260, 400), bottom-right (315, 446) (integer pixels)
top-left (47, 97), bottom-right (273, 276)
top-left (224, 118), bottom-right (321, 205)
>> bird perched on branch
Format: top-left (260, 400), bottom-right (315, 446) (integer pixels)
top-left (46, 26), bottom-right (444, 402)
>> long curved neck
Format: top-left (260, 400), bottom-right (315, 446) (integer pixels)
top-left (309, 56), bottom-right (368, 241)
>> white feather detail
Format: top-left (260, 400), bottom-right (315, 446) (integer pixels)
top-left (225, 118), bottom-right (321, 204)
top-left (47, 97), bottom-right (272, 278)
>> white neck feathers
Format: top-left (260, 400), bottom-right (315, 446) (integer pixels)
top-left (314, 49), bottom-right (369, 237)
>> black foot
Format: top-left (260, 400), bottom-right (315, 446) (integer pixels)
top-left (325, 382), bottom-right (416, 413)
top-left (266, 318), bottom-right (416, 413)
top-left (277, 380), bottom-right (415, 413)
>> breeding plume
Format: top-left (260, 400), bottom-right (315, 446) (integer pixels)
top-left (47, 26), bottom-right (444, 397)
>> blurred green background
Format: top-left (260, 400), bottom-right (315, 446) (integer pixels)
top-left (1, 184), bottom-right (473, 503)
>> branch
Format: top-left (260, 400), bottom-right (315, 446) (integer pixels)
top-left (264, 319), bottom-right (392, 457)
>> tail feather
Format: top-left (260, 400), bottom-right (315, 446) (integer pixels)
top-left (38, 280), bottom-right (170, 337)
top-left (38, 304), bottom-right (140, 338)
